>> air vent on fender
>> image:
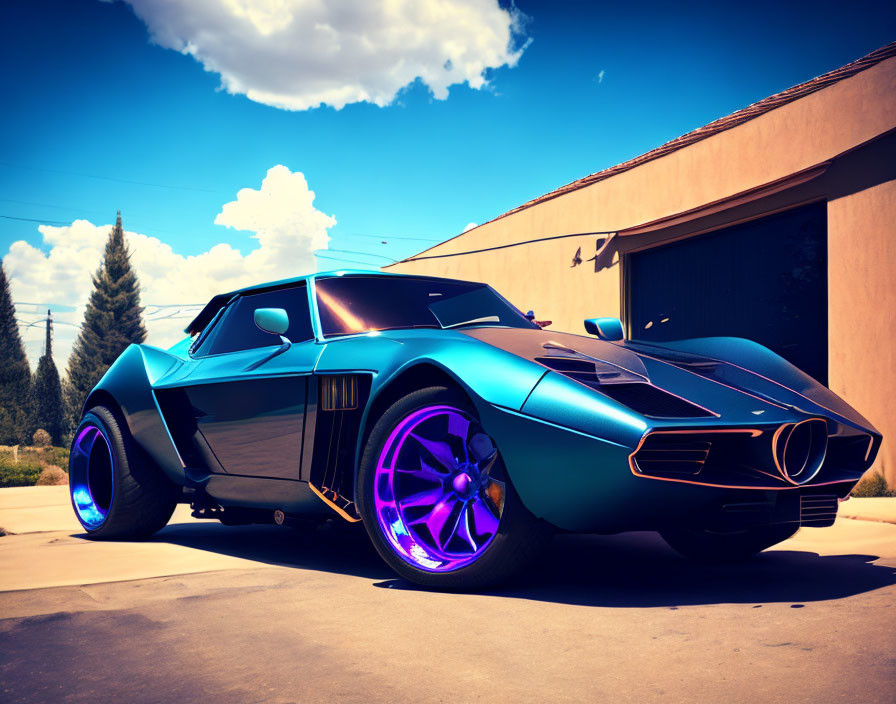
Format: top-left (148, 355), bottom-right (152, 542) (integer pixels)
top-left (320, 375), bottom-right (359, 411)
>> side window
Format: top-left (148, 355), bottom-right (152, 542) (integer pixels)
top-left (206, 285), bottom-right (314, 356)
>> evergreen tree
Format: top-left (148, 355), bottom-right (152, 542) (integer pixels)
top-left (65, 212), bottom-right (147, 430)
top-left (0, 259), bottom-right (32, 444)
top-left (32, 311), bottom-right (64, 444)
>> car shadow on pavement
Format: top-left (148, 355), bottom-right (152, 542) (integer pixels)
top-left (150, 522), bottom-right (896, 607)
top-left (152, 520), bottom-right (394, 580)
top-left (378, 530), bottom-right (896, 607)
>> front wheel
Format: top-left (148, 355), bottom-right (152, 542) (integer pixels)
top-left (357, 387), bottom-right (550, 589)
top-left (69, 406), bottom-right (178, 539)
top-left (659, 524), bottom-right (799, 562)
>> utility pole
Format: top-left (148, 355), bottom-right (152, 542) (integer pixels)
top-left (44, 309), bottom-right (53, 358)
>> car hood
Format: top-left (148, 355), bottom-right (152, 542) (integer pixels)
top-left (459, 327), bottom-right (877, 434)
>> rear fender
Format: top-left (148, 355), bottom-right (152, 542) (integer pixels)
top-left (85, 345), bottom-right (187, 486)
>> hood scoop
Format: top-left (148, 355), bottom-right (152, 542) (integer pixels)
top-left (537, 341), bottom-right (649, 385)
top-left (537, 342), bottom-right (715, 419)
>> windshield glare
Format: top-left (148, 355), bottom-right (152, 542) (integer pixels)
top-left (315, 275), bottom-right (537, 337)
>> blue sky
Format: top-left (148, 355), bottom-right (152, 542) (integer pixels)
top-left (2, 0), bottom-right (894, 365)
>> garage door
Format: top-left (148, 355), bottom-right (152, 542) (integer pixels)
top-left (627, 202), bottom-right (828, 383)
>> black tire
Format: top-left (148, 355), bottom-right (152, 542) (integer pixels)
top-left (357, 386), bottom-right (551, 590)
top-left (69, 406), bottom-right (178, 539)
top-left (659, 524), bottom-right (799, 562)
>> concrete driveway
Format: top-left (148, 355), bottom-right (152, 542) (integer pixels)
top-left (1, 487), bottom-right (895, 704)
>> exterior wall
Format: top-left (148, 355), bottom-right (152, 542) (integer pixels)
top-left (392, 57), bottom-right (896, 329)
top-left (828, 179), bottom-right (896, 484)
top-left (389, 56), bottom-right (896, 480)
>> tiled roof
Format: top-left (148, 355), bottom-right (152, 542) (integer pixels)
top-left (489, 41), bottom-right (896, 226)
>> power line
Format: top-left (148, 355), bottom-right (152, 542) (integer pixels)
top-left (314, 248), bottom-right (398, 263)
top-left (398, 229), bottom-right (618, 263)
top-left (1, 214), bottom-right (72, 226)
top-left (314, 253), bottom-right (379, 267)
top-left (0, 198), bottom-right (101, 216)
top-left (0, 161), bottom-right (223, 194)
top-left (339, 232), bottom-right (443, 243)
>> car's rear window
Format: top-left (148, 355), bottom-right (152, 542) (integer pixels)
top-left (315, 275), bottom-right (536, 337)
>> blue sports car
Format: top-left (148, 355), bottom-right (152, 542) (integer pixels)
top-left (69, 271), bottom-right (881, 588)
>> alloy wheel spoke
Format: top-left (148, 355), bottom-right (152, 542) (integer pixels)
top-left (447, 413), bottom-right (471, 446)
top-left (399, 487), bottom-right (444, 509)
top-left (395, 458), bottom-right (445, 480)
top-left (410, 495), bottom-right (458, 548)
top-left (409, 434), bottom-right (457, 473)
top-left (454, 503), bottom-right (478, 553)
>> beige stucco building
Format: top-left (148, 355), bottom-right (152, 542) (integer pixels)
top-left (387, 43), bottom-right (896, 484)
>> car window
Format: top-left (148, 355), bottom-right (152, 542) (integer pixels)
top-left (189, 304), bottom-right (229, 357)
top-left (315, 275), bottom-right (537, 337)
top-left (198, 285), bottom-right (314, 356)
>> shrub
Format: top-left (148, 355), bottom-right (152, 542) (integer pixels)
top-left (0, 455), bottom-right (43, 487)
top-left (851, 471), bottom-right (893, 498)
top-left (32, 429), bottom-right (52, 447)
top-left (38, 445), bottom-right (70, 468)
top-left (35, 465), bottom-right (68, 486)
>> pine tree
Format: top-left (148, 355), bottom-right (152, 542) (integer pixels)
top-left (0, 259), bottom-right (32, 445)
top-left (32, 310), bottom-right (64, 444)
top-left (65, 212), bottom-right (147, 430)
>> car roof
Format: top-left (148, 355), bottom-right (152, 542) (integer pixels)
top-left (184, 269), bottom-right (480, 334)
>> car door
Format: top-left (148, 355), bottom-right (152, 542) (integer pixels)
top-left (156, 283), bottom-right (321, 480)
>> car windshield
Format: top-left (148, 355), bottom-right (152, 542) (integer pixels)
top-left (315, 275), bottom-right (538, 337)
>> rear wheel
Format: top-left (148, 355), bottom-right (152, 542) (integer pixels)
top-left (358, 386), bottom-right (550, 589)
top-left (69, 406), bottom-right (178, 539)
top-left (660, 524), bottom-right (799, 562)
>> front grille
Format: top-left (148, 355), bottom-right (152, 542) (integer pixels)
top-left (633, 434), bottom-right (711, 476)
top-left (800, 495), bottom-right (838, 527)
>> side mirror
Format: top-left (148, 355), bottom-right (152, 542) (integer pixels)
top-left (584, 317), bottom-right (624, 341)
top-left (254, 308), bottom-right (289, 336)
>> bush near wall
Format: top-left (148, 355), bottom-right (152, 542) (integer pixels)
top-left (0, 446), bottom-right (70, 487)
top-left (851, 471), bottom-right (894, 497)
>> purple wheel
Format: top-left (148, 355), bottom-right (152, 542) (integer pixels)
top-left (373, 404), bottom-right (504, 571)
top-left (359, 386), bottom-right (550, 588)
top-left (69, 423), bottom-right (115, 530)
top-left (68, 407), bottom-right (176, 539)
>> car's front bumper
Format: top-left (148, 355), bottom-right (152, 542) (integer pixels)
top-left (484, 404), bottom-right (861, 533)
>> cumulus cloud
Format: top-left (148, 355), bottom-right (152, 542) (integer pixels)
top-left (121, 0), bottom-right (528, 110)
top-left (463, 222), bottom-right (478, 232)
top-left (5, 166), bottom-right (335, 369)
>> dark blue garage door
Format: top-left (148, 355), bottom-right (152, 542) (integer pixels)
top-left (627, 202), bottom-right (828, 383)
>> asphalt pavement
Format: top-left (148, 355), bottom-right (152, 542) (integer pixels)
top-left (1, 487), bottom-right (895, 704)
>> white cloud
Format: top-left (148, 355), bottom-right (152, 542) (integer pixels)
top-left (463, 222), bottom-right (478, 232)
top-left (596, 69), bottom-right (605, 84)
top-left (121, 0), bottom-right (528, 110)
top-left (4, 165), bottom-right (335, 370)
